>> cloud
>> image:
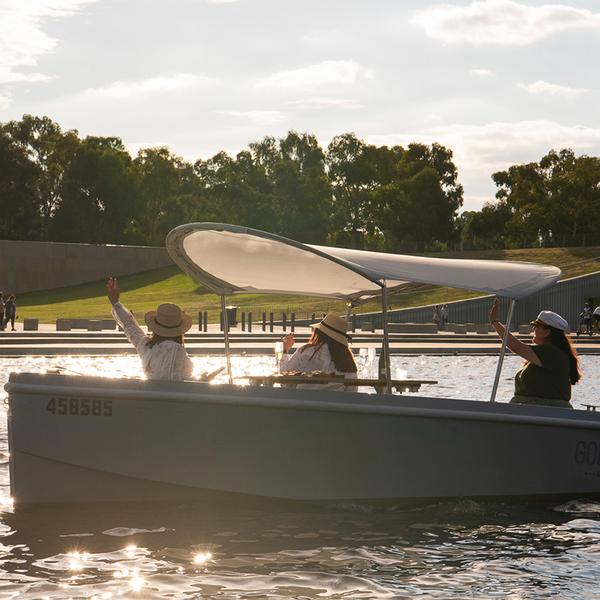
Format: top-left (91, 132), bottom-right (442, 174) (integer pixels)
top-left (424, 113), bottom-right (443, 123)
top-left (367, 120), bottom-right (600, 207)
top-left (286, 97), bottom-right (363, 110)
top-left (220, 110), bottom-right (287, 125)
top-left (518, 80), bottom-right (588, 98)
top-left (0, 0), bottom-right (99, 99)
top-left (81, 73), bottom-right (216, 100)
top-left (469, 68), bottom-right (493, 77)
top-left (412, 0), bottom-right (600, 46)
top-left (256, 60), bottom-right (372, 90)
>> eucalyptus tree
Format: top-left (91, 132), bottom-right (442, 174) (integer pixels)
top-left (50, 136), bottom-right (138, 243)
top-left (250, 131), bottom-right (331, 243)
top-left (0, 128), bottom-right (40, 239)
top-left (1, 115), bottom-right (79, 240)
top-left (132, 147), bottom-right (193, 246)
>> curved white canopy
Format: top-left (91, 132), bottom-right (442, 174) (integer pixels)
top-left (166, 223), bottom-right (561, 302)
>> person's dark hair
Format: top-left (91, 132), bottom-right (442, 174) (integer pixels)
top-left (300, 328), bottom-right (357, 373)
top-left (547, 326), bottom-right (581, 384)
top-left (146, 333), bottom-right (184, 348)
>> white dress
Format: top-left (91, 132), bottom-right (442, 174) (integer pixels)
top-left (280, 343), bottom-right (356, 390)
top-left (112, 302), bottom-right (195, 381)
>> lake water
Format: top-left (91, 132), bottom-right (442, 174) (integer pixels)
top-left (1, 354), bottom-right (600, 599)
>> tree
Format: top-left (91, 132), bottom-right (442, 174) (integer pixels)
top-left (132, 147), bottom-right (193, 245)
top-left (50, 136), bottom-right (138, 243)
top-left (0, 129), bottom-right (40, 239)
top-left (492, 148), bottom-right (600, 248)
top-left (250, 131), bottom-right (331, 243)
top-left (1, 115), bottom-right (79, 240)
top-left (326, 133), bottom-right (399, 249)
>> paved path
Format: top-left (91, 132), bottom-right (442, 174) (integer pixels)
top-left (3, 324), bottom-right (600, 355)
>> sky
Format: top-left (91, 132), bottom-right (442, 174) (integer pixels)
top-left (1, 0), bottom-right (599, 212)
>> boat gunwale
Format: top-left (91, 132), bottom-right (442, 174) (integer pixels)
top-left (6, 372), bottom-right (600, 431)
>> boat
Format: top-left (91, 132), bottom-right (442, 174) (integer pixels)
top-left (6, 223), bottom-right (600, 505)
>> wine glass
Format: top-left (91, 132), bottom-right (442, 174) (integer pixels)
top-left (274, 341), bottom-right (284, 373)
top-left (358, 347), bottom-right (368, 375)
top-left (367, 347), bottom-right (376, 376)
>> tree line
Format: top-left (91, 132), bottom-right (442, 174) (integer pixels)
top-left (2, 115), bottom-right (599, 251)
top-left (0, 115), bottom-right (462, 251)
top-left (460, 149), bottom-right (600, 250)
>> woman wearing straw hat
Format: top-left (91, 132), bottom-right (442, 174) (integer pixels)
top-left (107, 277), bottom-right (194, 381)
top-left (490, 298), bottom-right (581, 408)
top-left (280, 314), bottom-right (357, 384)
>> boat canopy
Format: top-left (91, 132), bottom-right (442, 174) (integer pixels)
top-left (166, 223), bottom-right (561, 302)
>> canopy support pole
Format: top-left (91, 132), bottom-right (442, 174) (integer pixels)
top-left (381, 281), bottom-right (392, 394)
top-left (489, 298), bottom-right (515, 403)
top-left (221, 295), bottom-right (233, 385)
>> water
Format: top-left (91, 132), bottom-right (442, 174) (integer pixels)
top-left (1, 355), bottom-right (600, 598)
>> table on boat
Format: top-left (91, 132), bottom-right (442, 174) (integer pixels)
top-left (242, 375), bottom-right (437, 394)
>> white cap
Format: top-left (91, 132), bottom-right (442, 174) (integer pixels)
top-left (531, 310), bottom-right (569, 332)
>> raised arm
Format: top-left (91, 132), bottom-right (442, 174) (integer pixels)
top-left (489, 298), bottom-right (542, 366)
top-left (107, 277), bottom-right (148, 352)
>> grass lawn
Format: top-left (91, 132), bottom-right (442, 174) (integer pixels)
top-left (15, 246), bottom-right (600, 323)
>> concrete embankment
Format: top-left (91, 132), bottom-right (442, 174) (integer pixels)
top-left (2, 326), bottom-right (600, 356)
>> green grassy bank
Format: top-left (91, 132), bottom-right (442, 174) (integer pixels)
top-left (15, 246), bottom-right (600, 323)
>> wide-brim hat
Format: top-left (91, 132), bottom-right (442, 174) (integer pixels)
top-left (312, 313), bottom-right (350, 346)
top-left (144, 303), bottom-right (192, 337)
top-left (531, 310), bottom-right (569, 332)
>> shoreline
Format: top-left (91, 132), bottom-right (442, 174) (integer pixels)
top-left (3, 327), bottom-right (600, 356)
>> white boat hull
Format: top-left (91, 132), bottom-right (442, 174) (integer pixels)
top-left (7, 372), bottom-right (600, 504)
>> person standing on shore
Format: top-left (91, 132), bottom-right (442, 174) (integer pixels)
top-left (432, 305), bottom-right (440, 329)
top-left (489, 297), bottom-right (580, 408)
top-left (106, 277), bottom-right (195, 381)
top-left (593, 304), bottom-right (600, 333)
top-left (440, 304), bottom-right (449, 330)
top-left (4, 294), bottom-right (16, 331)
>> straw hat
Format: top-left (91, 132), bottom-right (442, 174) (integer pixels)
top-left (312, 313), bottom-right (350, 346)
top-left (144, 303), bottom-right (192, 337)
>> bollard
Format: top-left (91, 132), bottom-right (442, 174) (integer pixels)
top-left (269, 312), bottom-right (274, 333)
top-left (262, 312), bottom-right (266, 332)
top-left (248, 312), bottom-right (252, 333)
top-left (24, 318), bottom-right (39, 331)
top-left (351, 314), bottom-right (356, 333)
top-left (282, 313), bottom-right (287, 331)
top-left (203, 311), bottom-right (208, 333)
top-left (219, 311), bottom-right (223, 331)
top-left (291, 312), bottom-right (295, 332)
top-left (198, 311), bottom-right (203, 331)
top-left (241, 312), bottom-right (246, 331)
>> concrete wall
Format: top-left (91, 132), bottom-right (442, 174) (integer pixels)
top-left (352, 270), bottom-right (600, 332)
top-left (0, 239), bottom-right (172, 294)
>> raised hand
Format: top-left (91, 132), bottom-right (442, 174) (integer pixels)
top-left (282, 333), bottom-right (295, 352)
top-left (489, 297), bottom-right (500, 323)
top-left (106, 277), bottom-right (120, 306)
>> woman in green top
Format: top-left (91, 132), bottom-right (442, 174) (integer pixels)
top-left (489, 298), bottom-right (581, 408)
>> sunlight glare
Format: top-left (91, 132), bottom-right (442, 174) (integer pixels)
top-left (129, 575), bottom-right (145, 592)
top-left (193, 551), bottom-right (213, 565)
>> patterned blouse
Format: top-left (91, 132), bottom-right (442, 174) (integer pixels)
top-left (112, 302), bottom-right (194, 381)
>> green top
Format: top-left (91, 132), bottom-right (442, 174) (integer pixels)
top-left (514, 344), bottom-right (571, 401)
